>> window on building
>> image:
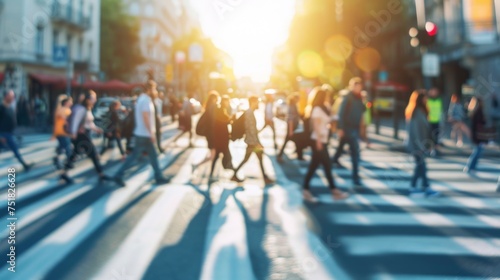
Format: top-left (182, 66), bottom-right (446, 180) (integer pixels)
top-left (36, 26), bottom-right (44, 56)
top-left (67, 34), bottom-right (73, 59)
top-left (129, 2), bottom-right (140, 15)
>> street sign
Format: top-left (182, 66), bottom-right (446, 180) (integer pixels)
top-left (422, 53), bottom-right (440, 77)
top-left (53, 46), bottom-right (67, 63)
top-left (189, 43), bottom-right (203, 63)
top-left (378, 70), bottom-right (388, 82)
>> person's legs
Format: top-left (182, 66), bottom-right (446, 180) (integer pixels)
top-left (221, 146), bottom-right (233, 170)
top-left (467, 144), bottom-right (484, 171)
top-left (332, 136), bottom-right (347, 162)
top-left (318, 145), bottom-right (336, 189)
top-left (79, 133), bottom-right (104, 174)
top-left (142, 137), bottom-right (164, 180)
top-left (430, 123), bottom-right (440, 146)
top-left (100, 135), bottom-right (109, 155)
top-left (303, 145), bottom-right (321, 190)
top-left (346, 134), bottom-right (361, 183)
top-left (255, 149), bottom-right (269, 179)
top-left (156, 130), bottom-right (163, 151)
top-left (115, 137), bottom-right (145, 178)
top-left (1, 133), bottom-right (28, 167)
top-left (114, 136), bottom-right (125, 156)
top-left (209, 150), bottom-right (221, 178)
top-left (278, 132), bottom-right (291, 158)
top-left (411, 153), bottom-right (421, 188)
top-left (59, 136), bottom-right (72, 159)
top-left (271, 122), bottom-right (277, 150)
top-left (233, 146), bottom-right (253, 176)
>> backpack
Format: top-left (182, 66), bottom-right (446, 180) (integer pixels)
top-left (230, 112), bottom-right (246, 141)
top-left (195, 111), bottom-right (209, 136)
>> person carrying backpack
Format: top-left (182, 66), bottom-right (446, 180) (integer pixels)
top-left (277, 93), bottom-right (301, 163)
top-left (231, 95), bottom-right (275, 185)
top-left (192, 91), bottom-right (219, 175)
top-left (52, 95), bottom-right (73, 169)
top-left (208, 95), bottom-right (234, 181)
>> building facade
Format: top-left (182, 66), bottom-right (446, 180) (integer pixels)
top-left (0, 0), bottom-right (101, 120)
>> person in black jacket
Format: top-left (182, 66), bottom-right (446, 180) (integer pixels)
top-left (100, 100), bottom-right (125, 159)
top-left (464, 97), bottom-right (488, 173)
top-left (209, 95), bottom-right (234, 180)
top-left (192, 91), bottom-right (219, 174)
top-left (0, 90), bottom-right (32, 171)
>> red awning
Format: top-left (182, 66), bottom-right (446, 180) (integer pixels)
top-left (30, 73), bottom-right (66, 85)
top-left (83, 79), bottom-right (131, 91)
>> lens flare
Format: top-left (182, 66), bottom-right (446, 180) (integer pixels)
top-left (324, 35), bottom-right (353, 61)
top-left (354, 47), bottom-right (381, 72)
top-left (297, 50), bottom-right (324, 78)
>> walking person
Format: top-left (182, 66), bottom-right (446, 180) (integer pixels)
top-left (464, 97), bottom-right (489, 174)
top-left (112, 80), bottom-right (169, 187)
top-left (209, 95), bottom-right (235, 181)
top-left (168, 91), bottom-right (179, 123)
top-left (231, 96), bottom-right (275, 185)
top-left (60, 91), bottom-right (111, 184)
top-left (100, 100), bottom-right (126, 159)
top-left (331, 77), bottom-right (366, 187)
top-left (0, 90), bottom-right (33, 171)
top-left (360, 91), bottom-right (372, 149)
top-left (277, 93), bottom-right (302, 162)
top-left (153, 90), bottom-right (165, 153)
top-left (448, 93), bottom-right (470, 147)
top-left (52, 95), bottom-right (73, 169)
top-left (405, 90), bottom-right (440, 197)
top-left (192, 91), bottom-right (219, 174)
top-left (302, 87), bottom-right (348, 202)
top-left (261, 89), bottom-right (278, 150)
top-left (122, 97), bottom-right (137, 153)
top-left (16, 94), bottom-right (31, 127)
top-left (427, 88), bottom-right (443, 156)
top-left (172, 94), bottom-right (194, 147)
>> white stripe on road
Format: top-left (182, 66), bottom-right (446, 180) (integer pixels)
top-left (93, 185), bottom-right (189, 280)
top-left (0, 149), bottom-right (182, 280)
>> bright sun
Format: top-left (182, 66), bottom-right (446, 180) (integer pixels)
top-left (190, 0), bottom-right (296, 83)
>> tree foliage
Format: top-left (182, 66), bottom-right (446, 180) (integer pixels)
top-left (100, 0), bottom-right (144, 80)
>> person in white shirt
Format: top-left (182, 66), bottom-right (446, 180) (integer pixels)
top-left (260, 89), bottom-right (278, 150)
top-left (112, 80), bottom-right (169, 187)
top-left (303, 87), bottom-right (348, 202)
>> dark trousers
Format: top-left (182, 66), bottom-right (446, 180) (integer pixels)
top-left (0, 132), bottom-right (28, 167)
top-left (411, 153), bottom-right (429, 189)
top-left (66, 132), bottom-right (103, 174)
top-left (332, 132), bottom-right (360, 182)
top-left (234, 145), bottom-right (268, 178)
top-left (304, 142), bottom-right (336, 190)
top-left (56, 136), bottom-right (72, 159)
top-left (430, 122), bottom-right (440, 146)
top-left (210, 146), bottom-right (233, 177)
top-left (101, 134), bottom-right (125, 156)
top-left (115, 136), bottom-right (163, 180)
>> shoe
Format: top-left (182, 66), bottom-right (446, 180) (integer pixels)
top-left (23, 163), bottom-right (34, 172)
top-left (99, 175), bottom-right (112, 182)
top-left (264, 177), bottom-right (275, 185)
top-left (231, 175), bottom-right (244, 183)
top-left (409, 189), bottom-right (425, 198)
top-left (332, 160), bottom-right (345, 168)
top-left (331, 189), bottom-right (349, 200)
top-left (155, 177), bottom-right (170, 185)
top-left (53, 157), bottom-right (61, 169)
top-left (425, 188), bottom-right (441, 197)
top-left (113, 177), bottom-right (126, 187)
top-left (303, 190), bottom-right (318, 203)
top-left (60, 174), bottom-right (74, 184)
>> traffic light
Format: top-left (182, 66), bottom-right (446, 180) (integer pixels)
top-left (409, 22), bottom-right (438, 47)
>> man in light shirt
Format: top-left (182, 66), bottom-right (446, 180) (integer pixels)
top-left (112, 80), bottom-right (169, 187)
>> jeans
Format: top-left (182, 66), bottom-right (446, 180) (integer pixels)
top-left (56, 136), bottom-right (72, 159)
top-left (115, 136), bottom-right (163, 180)
top-left (430, 122), bottom-right (440, 146)
top-left (411, 153), bottom-right (429, 189)
top-left (0, 132), bottom-right (28, 167)
top-left (332, 132), bottom-right (360, 182)
top-left (304, 142), bottom-right (337, 190)
top-left (466, 144), bottom-right (484, 171)
top-left (101, 134), bottom-right (125, 155)
top-left (66, 132), bottom-right (103, 174)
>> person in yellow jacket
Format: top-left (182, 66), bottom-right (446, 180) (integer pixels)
top-left (427, 88), bottom-right (443, 155)
top-left (360, 92), bottom-right (372, 149)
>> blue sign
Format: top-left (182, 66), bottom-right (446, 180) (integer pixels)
top-left (378, 71), bottom-right (388, 83)
top-left (53, 46), bottom-right (68, 63)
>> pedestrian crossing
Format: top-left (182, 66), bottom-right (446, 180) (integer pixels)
top-left (0, 116), bottom-right (498, 279)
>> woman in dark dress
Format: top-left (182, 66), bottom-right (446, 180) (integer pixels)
top-left (464, 97), bottom-right (488, 173)
top-left (209, 95), bottom-right (234, 179)
top-left (192, 91), bottom-right (219, 176)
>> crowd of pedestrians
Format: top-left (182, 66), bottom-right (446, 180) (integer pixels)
top-left (1, 76), bottom-right (498, 197)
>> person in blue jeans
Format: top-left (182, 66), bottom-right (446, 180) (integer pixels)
top-left (112, 80), bottom-right (169, 187)
top-left (405, 90), bottom-right (440, 197)
top-left (332, 77), bottom-right (365, 187)
top-left (0, 90), bottom-right (32, 171)
top-left (464, 97), bottom-right (488, 173)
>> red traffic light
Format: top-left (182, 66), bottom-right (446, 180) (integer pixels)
top-left (425, 22), bottom-right (438, 36)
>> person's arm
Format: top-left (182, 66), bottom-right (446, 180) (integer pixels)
top-left (336, 96), bottom-right (349, 138)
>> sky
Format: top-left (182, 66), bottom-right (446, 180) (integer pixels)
top-left (189, 0), bottom-right (296, 82)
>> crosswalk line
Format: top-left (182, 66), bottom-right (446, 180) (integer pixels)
top-left (0, 148), bottom-right (183, 280)
top-left (93, 185), bottom-right (189, 280)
